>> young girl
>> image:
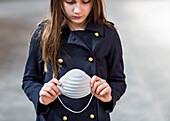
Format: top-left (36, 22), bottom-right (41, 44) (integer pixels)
top-left (22, 0), bottom-right (126, 121)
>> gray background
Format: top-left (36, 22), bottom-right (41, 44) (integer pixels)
top-left (0, 0), bottom-right (170, 121)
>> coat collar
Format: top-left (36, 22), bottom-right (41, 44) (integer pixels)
top-left (61, 22), bottom-right (104, 52)
top-left (61, 22), bottom-right (104, 37)
top-left (85, 22), bottom-right (104, 37)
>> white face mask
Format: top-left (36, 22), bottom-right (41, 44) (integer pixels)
top-left (58, 69), bottom-right (91, 99)
top-left (57, 69), bottom-right (93, 113)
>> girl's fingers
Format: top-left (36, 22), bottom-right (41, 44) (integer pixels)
top-left (90, 75), bottom-right (101, 87)
top-left (91, 80), bottom-right (103, 94)
top-left (48, 83), bottom-right (61, 95)
top-left (90, 76), bottom-right (112, 102)
top-left (42, 82), bottom-right (61, 98)
top-left (40, 90), bottom-right (53, 99)
top-left (100, 86), bottom-right (111, 96)
top-left (95, 82), bottom-right (108, 95)
top-left (50, 78), bottom-right (62, 86)
top-left (51, 84), bottom-right (61, 95)
top-left (39, 79), bottom-right (62, 105)
top-left (43, 86), bottom-right (57, 97)
top-left (43, 78), bottom-right (62, 95)
top-left (91, 78), bottom-right (111, 95)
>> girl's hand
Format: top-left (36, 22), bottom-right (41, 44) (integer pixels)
top-left (90, 75), bottom-right (112, 102)
top-left (39, 78), bottom-right (62, 105)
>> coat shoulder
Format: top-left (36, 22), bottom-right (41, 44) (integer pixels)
top-left (103, 21), bottom-right (116, 30)
top-left (103, 21), bottom-right (119, 38)
top-left (102, 22), bottom-right (122, 49)
top-left (103, 21), bottom-right (118, 36)
top-left (33, 21), bottom-right (46, 40)
top-left (30, 21), bottom-right (47, 46)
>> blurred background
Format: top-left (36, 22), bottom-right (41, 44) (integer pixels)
top-left (0, 0), bottom-right (170, 121)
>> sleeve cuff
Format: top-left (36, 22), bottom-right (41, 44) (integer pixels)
top-left (101, 98), bottom-right (116, 113)
top-left (36, 99), bottom-right (51, 116)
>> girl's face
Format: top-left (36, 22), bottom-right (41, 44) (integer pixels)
top-left (62, 0), bottom-right (93, 28)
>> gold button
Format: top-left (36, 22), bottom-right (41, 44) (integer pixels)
top-left (60, 31), bottom-right (62, 34)
top-left (58, 58), bottom-right (63, 64)
top-left (88, 57), bottom-right (93, 62)
top-left (90, 114), bottom-right (95, 119)
top-left (94, 32), bottom-right (99, 37)
top-left (63, 116), bottom-right (67, 121)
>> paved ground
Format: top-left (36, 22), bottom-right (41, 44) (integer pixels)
top-left (0, 0), bottom-right (170, 121)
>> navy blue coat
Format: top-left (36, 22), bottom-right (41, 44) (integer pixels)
top-left (22, 21), bottom-right (126, 121)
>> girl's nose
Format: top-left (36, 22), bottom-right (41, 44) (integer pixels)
top-left (73, 3), bottom-right (81, 14)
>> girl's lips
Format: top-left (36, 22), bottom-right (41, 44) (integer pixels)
top-left (73, 16), bottom-right (82, 19)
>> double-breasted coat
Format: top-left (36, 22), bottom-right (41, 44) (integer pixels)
top-left (22, 21), bottom-right (126, 121)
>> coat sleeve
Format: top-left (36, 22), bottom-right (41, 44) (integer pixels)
top-left (102, 29), bottom-right (127, 113)
top-left (22, 23), bottom-right (51, 115)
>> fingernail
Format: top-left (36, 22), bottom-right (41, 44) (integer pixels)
top-left (100, 93), bottom-right (104, 96)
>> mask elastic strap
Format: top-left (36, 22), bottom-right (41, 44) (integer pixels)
top-left (58, 94), bottom-right (94, 114)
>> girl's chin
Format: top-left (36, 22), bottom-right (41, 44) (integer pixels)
top-left (68, 18), bottom-right (87, 25)
top-left (70, 20), bottom-right (85, 24)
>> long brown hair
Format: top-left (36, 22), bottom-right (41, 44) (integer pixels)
top-left (40, 0), bottom-right (108, 78)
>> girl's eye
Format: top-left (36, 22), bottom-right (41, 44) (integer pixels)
top-left (64, 0), bottom-right (75, 4)
top-left (64, 0), bottom-right (91, 4)
top-left (82, 0), bottom-right (90, 4)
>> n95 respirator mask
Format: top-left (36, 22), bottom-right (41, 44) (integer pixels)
top-left (58, 69), bottom-right (91, 99)
top-left (57, 69), bottom-right (93, 114)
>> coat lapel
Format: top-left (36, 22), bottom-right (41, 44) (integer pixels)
top-left (67, 31), bottom-right (92, 52)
